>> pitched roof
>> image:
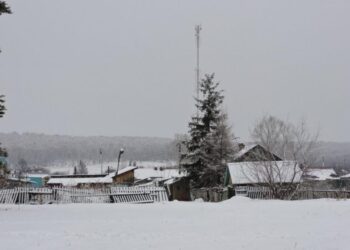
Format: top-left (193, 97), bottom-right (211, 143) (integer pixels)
top-left (227, 161), bottom-right (302, 185)
top-left (233, 143), bottom-right (282, 162)
top-left (134, 168), bottom-right (186, 180)
top-left (48, 166), bottom-right (138, 186)
top-left (233, 144), bottom-right (258, 160)
top-left (105, 166), bottom-right (138, 178)
top-left (303, 168), bottom-right (338, 181)
top-left (26, 174), bottom-right (50, 178)
top-left (340, 173), bottom-right (350, 179)
top-left (47, 176), bottom-right (113, 186)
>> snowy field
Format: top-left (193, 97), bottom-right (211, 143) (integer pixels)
top-left (0, 198), bottom-right (349, 250)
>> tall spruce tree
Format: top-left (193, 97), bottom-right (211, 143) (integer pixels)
top-left (0, 1), bottom-right (11, 54)
top-left (0, 96), bottom-right (8, 179)
top-left (0, 95), bottom-right (5, 118)
top-left (184, 74), bottom-right (235, 187)
top-left (0, 1), bottom-right (11, 15)
top-left (185, 116), bottom-right (206, 183)
top-left (0, 3), bottom-right (10, 181)
top-left (203, 112), bottom-right (236, 183)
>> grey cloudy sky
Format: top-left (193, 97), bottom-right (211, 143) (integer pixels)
top-left (0, 0), bottom-right (349, 141)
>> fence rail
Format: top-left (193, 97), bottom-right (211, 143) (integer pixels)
top-left (235, 186), bottom-right (350, 200)
top-left (0, 186), bottom-right (168, 204)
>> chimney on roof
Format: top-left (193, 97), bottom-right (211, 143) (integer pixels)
top-left (238, 143), bottom-right (245, 151)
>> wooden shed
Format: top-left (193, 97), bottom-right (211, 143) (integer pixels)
top-left (165, 177), bottom-right (191, 201)
top-left (111, 166), bottom-right (137, 184)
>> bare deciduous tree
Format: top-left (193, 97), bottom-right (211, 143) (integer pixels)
top-left (242, 115), bottom-right (319, 199)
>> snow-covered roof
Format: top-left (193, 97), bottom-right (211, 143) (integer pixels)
top-left (134, 168), bottom-right (186, 180)
top-left (47, 176), bottom-right (113, 186)
top-left (340, 173), bottom-right (350, 179)
top-left (233, 144), bottom-right (258, 160)
top-left (104, 166), bottom-right (138, 178)
top-left (303, 168), bottom-right (338, 181)
top-left (164, 178), bottom-right (180, 185)
top-left (118, 166), bottom-right (137, 175)
top-left (48, 166), bottom-right (138, 186)
top-left (6, 177), bottom-right (33, 183)
top-left (227, 161), bottom-right (302, 185)
top-left (26, 174), bottom-right (50, 178)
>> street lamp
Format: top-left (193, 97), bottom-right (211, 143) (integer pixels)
top-left (115, 148), bottom-right (124, 178)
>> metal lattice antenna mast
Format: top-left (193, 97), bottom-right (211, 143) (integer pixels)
top-left (195, 25), bottom-right (201, 115)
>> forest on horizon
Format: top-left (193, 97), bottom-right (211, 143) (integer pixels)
top-left (1, 132), bottom-right (350, 171)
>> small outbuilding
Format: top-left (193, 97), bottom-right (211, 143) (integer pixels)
top-left (164, 177), bottom-right (191, 201)
top-left (27, 174), bottom-right (50, 188)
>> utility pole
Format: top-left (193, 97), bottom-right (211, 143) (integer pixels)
top-left (195, 25), bottom-right (201, 115)
top-left (99, 148), bottom-right (103, 174)
top-left (115, 148), bottom-right (125, 183)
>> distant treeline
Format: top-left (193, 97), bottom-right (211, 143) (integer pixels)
top-left (315, 142), bottom-right (350, 170)
top-left (0, 133), bottom-right (349, 170)
top-left (0, 132), bottom-right (178, 167)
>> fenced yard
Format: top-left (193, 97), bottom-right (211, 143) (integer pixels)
top-left (235, 186), bottom-right (350, 200)
top-left (2, 185), bottom-right (348, 204)
top-left (0, 186), bottom-right (168, 204)
top-left (191, 186), bottom-right (350, 202)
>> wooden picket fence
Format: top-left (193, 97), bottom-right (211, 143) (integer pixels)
top-left (110, 186), bottom-right (168, 203)
top-left (235, 186), bottom-right (350, 200)
top-left (293, 188), bottom-right (350, 200)
top-left (0, 186), bottom-right (168, 204)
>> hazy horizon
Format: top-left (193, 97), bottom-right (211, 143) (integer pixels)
top-left (2, 131), bottom-right (350, 144)
top-left (1, 1), bottom-right (349, 141)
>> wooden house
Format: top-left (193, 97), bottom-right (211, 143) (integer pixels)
top-left (111, 166), bottom-right (137, 184)
top-left (224, 161), bottom-right (302, 187)
top-left (47, 166), bottom-right (137, 188)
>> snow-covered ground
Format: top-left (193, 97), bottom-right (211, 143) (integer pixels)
top-left (1, 198), bottom-right (349, 250)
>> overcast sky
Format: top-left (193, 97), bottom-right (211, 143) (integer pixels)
top-left (0, 0), bottom-right (349, 141)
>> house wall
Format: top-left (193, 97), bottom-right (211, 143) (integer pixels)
top-left (168, 178), bottom-right (191, 201)
top-left (112, 171), bottom-right (135, 184)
